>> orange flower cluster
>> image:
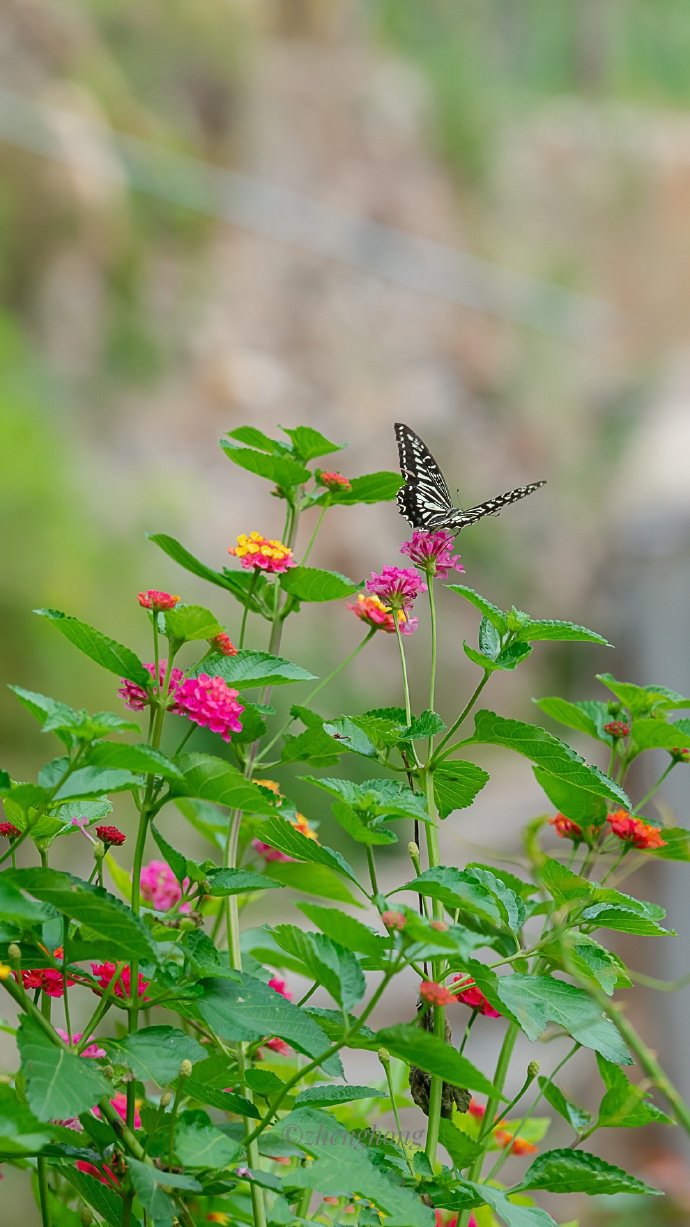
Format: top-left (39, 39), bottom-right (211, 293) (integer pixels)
top-left (607, 810), bottom-right (666, 850)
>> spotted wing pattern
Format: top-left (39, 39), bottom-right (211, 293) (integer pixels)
top-left (394, 421), bottom-right (545, 534)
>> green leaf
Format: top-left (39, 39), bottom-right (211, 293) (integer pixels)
top-left (61, 1167), bottom-right (124, 1227)
top-left (191, 649), bottom-right (315, 688)
top-left (226, 425), bottom-right (287, 453)
top-left (496, 975), bottom-right (632, 1064)
top-left (437, 1118), bottom-right (482, 1168)
top-left (404, 710), bottom-right (446, 740)
top-left (162, 604), bottom-right (223, 642)
top-left (596, 1056), bottom-right (672, 1128)
top-left (34, 610), bottom-right (149, 686)
top-left (282, 425), bottom-right (344, 460)
top-left (458, 1181), bottom-right (558, 1227)
top-left (534, 697), bottom-right (610, 740)
top-left (471, 711), bottom-right (631, 808)
top-left (465, 639), bottom-right (532, 672)
top-left (195, 973), bottom-right (343, 1075)
top-left (271, 926), bottom-right (365, 1012)
top-left (18, 1018), bottom-right (109, 1121)
top-left (206, 868), bottom-right (283, 896)
top-left (514, 619), bottom-right (610, 646)
top-left (87, 742), bottom-right (184, 783)
top-left (318, 470), bottom-right (402, 505)
top-left (49, 765), bottom-right (139, 801)
top-left (147, 532), bottom-right (265, 607)
top-left (298, 904), bottom-right (390, 957)
top-left (466, 867), bottom-right (525, 932)
top-left (176, 754), bottom-right (279, 811)
top-left (0, 874), bottom-right (52, 924)
top-left (557, 937), bottom-right (630, 996)
top-left (631, 718), bottom-right (690, 753)
top-left (433, 761), bottom-right (490, 818)
top-left (534, 766), bottom-right (607, 826)
top-left (294, 1084), bottom-right (380, 1108)
top-left (401, 868), bottom-right (502, 929)
top-left (0, 1083), bottom-right (53, 1154)
top-left (280, 566), bottom-right (360, 602)
top-left (537, 1077), bottom-right (590, 1132)
top-left (304, 776), bottom-right (429, 821)
top-left (518, 1148), bottom-right (661, 1195)
top-left (182, 1079), bottom-right (260, 1118)
top-left (649, 827), bottom-right (690, 861)
top-left (538, 857), bottom-right (591, 905)
top-left (8, 868), bottom-right (158, 961)
top-left (174, 1109), bottom-right (242, 1169)
top-left (251, 815), bottom-right (359, 885)
top-left (372, 1024), bottom-right (499, 1096)
top-left (581, 902), bottom-right (673, 937)
top-left (280, 706), bottom-right (344, 767)
top-left (270, 1107), bottom-right (433, 1226)
top-left (220, 438), bottom-right (311, 487)
top-left (446, 585), bottom-right (508, 633)
top-left (597, 673), bottom-right (690, 714)
top-left (110, 1027), bottom-right (206, 1087)
top-left (263, 860), bottom-right (362, 905)
top-left (9, 687), bottom-right (139, 748)
top-left (127, 1158), bottom-right (201, 1225)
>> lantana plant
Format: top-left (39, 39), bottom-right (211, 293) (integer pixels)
top-left (1, 422), bottom-right (689, 1227)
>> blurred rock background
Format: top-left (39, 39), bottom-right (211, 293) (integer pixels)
top-left (2, 1), bottom-right (690, 1221)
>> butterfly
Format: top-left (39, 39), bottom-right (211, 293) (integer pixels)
top-left (395, 422), bottom-right (545, 534)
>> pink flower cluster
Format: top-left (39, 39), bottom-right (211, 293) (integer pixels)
top-left (140, 860), bottom-right (190, 911)
top-left (175, 674), bottom-right (244, 742)
top-left (400, 529), bottom-right (464, 579)
top-left (119, 660), bottom-right (185, 712)
top-left (453, 976), bottom-right (501, 1018)
top-left (137, 590), bottom-right (180, 611)
top-left (56, 1029), bottom-right (105, 1059)
top-left (228, 531), bottom-right (295, 575)
top-left (366, 566), bottom-right (427, 612)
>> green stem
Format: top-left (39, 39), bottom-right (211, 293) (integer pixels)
top-left (239, 571), bottom-right (259, 650)
top-left (633, 762), bottom-right (675, 815)
top-left (427, 578), bottom-right (438, 716)
top-left (366, 846), bottom-right (380, 899)
top-left (393, 618), bottom-right (413, 727)
top-left (301, 500), bottom-right (329, 565)
top-left (487, 1043), bottom-right (578, 1181)
top-left (36, 1156), bottom-right (51, 1227)
top-left (380, 1052), bottom-right (415, 1177)
top-left (422, 768), bottom-right (445, 1166)
top-left (474, 1022), bottom-right (519, 1153)
top-left (431, 670), bottom-right (491, 765)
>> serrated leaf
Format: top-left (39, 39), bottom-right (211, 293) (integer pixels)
top-left (0, 1083), bottom-right (53, 1155)
top-left (537, 1077), bottom-right (590, 1132)
top-left (596, 1055), bottom-right (672, 1128)
top-left (270, 1107), bottom-right (433, 1226)
top-left (60, 1167), bottom-right (124, 1227)
top-left (206, 868), bottom-right (283, 896)
top-left (404, 710), bottom-right (446, 740)
top-left (400, 868), bottom-right (503, 929)
top-left (195, 973), bottom-right (343, 1076)
top-left (0, 874), bottom-right (52, 924)
top-left (471, 711), bottom-right (630, 808)
top-left (282, 425), bottom-right (344, 460)
top-left (495, 975), bottom-right (632, 1064)
top-left (174, 1109), bottom-right (241, 1169)
top-left (372, 1024), bottom-right (499, 1096)
top-left (162, 604), bottom-right (223, 642)
top-left (294, 1084), bottom-right (379, 1108)
top-left (518, 1148), bottom-right (661, 1195)
top-left (515, 619), bottom-right (609, 646)
top-left (466, 867), bottom-right (525, 932)
top-left (304, 776), bottom-right (429, 821)
top-left (191, 650), bottom-right (315, 689)
top-left (18, 1018), bottom-right (108, 1121)
top-left (262, 860), bottom-right (362, 905)
top-left (227, 425), bottom-right (287, 453)
top-left (127, 1158), bottom-right (200, 1226)
top-left (649, 827), bottom-right (690, 861)
top-left (458, 1181), bottom-right (558, 1227)
top-left (147, 533), bottom-right (265, 607)
top-left (298, 904), bottom-right (390, 957)
top-left (110, 1027), bottom-right (206, 1087)
top-left (446, 585), bottom-right (508, 633)
top-left (220, 439), bottom-right (311, 487)
top-left (49, 765), bottom-right (139, 801)
top-left (88, 742), bottom-right (184, 783)
top-left (534, 766), bottom-right (607, 826)
top-left (534, 697), bottom-right (609, 740)
top-left (597, 673), bottom-right (690, 714)
top-left (34, 610), bottom-right (149, 686)
top-left (630, 718), bottom-right (690, 753)
top-left (8, 868), bottom-right (158, 960)
top-left (433, 762), bottom-right (490, 818)
top-left (271, 925), bottom-right (366, 1012)
top-left (252, 815), bottom-right (359, 885)
top-left (280, 566), bottom-right (360, 602)
top-left (176, 754), bottom-right (279, 812)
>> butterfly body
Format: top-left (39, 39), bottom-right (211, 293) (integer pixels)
top-left (394, 422), bottom-right (545, 534)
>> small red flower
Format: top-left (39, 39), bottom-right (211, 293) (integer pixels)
top-left (607, 810), bottom-right (667, 850)
top-left (210, 633), bottom-right (238, 656)
top-left (670, 746), bottom-right (690, 764)
top-left (268, 977), bottom-right (292, 1000)
top-left (603, 720), bottom-right (630, 738)
top-left (137, 590), bottom-right (180, 611)
top-left (75, 1160), bottom-right (120, 1189)
top-left (0, 822), bottom-right (21, 840)
top-left (453, 977), bottom-right (501, 1018)
top-left (468, 1099), bottom-right (486, 1119)
top-left (420, 980), bottom-right (455, 1007)
top-left (95, 825), bottom-right (126, 847)
top-left (20, 948), bottom-right (75, 998)
top-left (549, 813), bottom-right (583, 840)
top-left (429, 919), bottom-right (448, 932)
top-left (91, 962), bottom-right (149, 1002)
top-left (317, 470), bottom-right (352, 492)
top-left (381, 910), bottom-right (407, 931)
top-left (264, 1037), bottom-right (291, 1056)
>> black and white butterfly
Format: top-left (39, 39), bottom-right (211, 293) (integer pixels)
top-left (395, 422), bottom-right (545, 534)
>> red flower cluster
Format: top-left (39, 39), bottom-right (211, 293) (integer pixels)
top-left (420, 980), bottom-right (455, 1007)
top-left (549, 813), bottom-right (583, 841)
top-left (91, 962), bottom-right (150, 1002)
top-left (95, 825), bottom-right (126, 847)
top-left (20, 948), bottom-right (74, 998)
top-left (381, 910), bottom-right (407, 931)
top-left (494, 1128), bottom-right (538, 1155)
top-left (603, 720), bottom-right (630, 738)
top-left (317, 470), bottom-right (352, 492)
top-left (607, 810), bottom-right (666, 850)
top-left (453, 977), bottom-right (501, 1017)
top-left (0, 822), bottom-right (21, 840)
top-left (137, 590), bottom-right (180, 611)
top-left (75, 1160), bottom-right (120, 1188)
top-left (210, 632), bottom-right (238, 656)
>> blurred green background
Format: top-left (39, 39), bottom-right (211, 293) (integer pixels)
top-left (3, 1), bottom-right (690, 1221)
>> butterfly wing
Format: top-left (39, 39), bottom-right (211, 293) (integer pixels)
top-left (394, 422), bottom-right (454, 529)
top-left (439, 481), bottom-right (547, 532)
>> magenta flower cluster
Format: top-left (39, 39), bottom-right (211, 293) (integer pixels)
top-left (140, 859), bottom-right (190, 911)
top-left (175, 674), bottom-right (244, 742)
top-left (400, 529), bottom-right (464, 579)
top-left (118, 660), bottom-right (185, 711)
top-left (365, 566), bottom-right (427, 611)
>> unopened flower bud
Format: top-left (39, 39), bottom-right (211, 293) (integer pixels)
top-left (407, 842), bottom-right (420, 858)
top-left (80, 1207), bottom-right (94, 1226)
top-left (102, 1066), bottom-right (115, 1081)
top-left (429, 919), bottom-right (448, 932)
top-left (607, 700), bottom-right (622, 716)
top-left (179, 1059), bottom-right (193, 1078)
top-left (7, 943), bottom-right (21, 962)
top-left (93, 840), bottom-right (106, 860)
top-left (527, 1060), bottom-right (540, 1079)
top-left (160, 1090), bottom-right (173, 1108)
top-left (670, 746), bottom-right (690, 764)
top-left (178, 916), bottom-right (199, 932)
top-left (603, 721), bottom-right (630, 739)
top-left (377, 1047), bottom-right (391, 1065)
